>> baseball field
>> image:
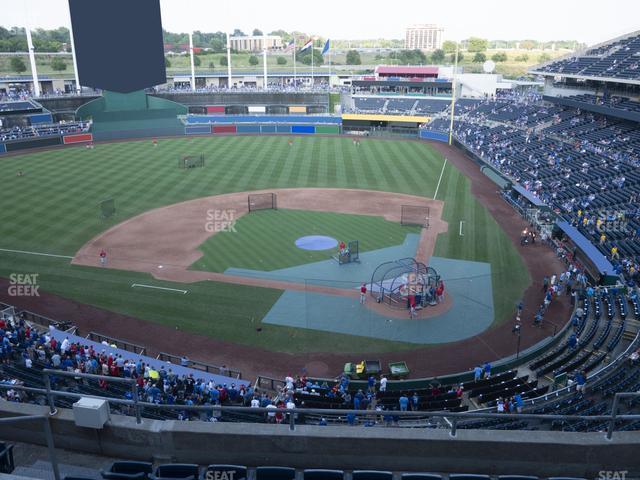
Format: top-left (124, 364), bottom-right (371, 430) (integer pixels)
top-left (0, 135), bottom-right (530, 354)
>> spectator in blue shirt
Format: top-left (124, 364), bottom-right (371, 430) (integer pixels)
top-left (399, 394), bottom-right (409, 412)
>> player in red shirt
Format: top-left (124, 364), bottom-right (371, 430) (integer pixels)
top-left (99, 249), bottom-right (107, 266)
top-left (360, 283), bottom-right (367, 304)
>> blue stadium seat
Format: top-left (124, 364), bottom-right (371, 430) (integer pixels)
top-left (205, 465), bottom-right (247, 480)
top-left (449, 475), bottom-right (491, 480)
top-left (352, 471), bottom-right (393, 480)
top-left (150, 463), bottom-right (199, 480)
top-left (101, 461), bottom-right (153, 480)
top-left (256, 466), bottom-right (296, 480)
top-left (401, 474), bottom-right (443, 480)
top-left (548, 478), bottom-right (587, 480)
top-left (303, 469), bottom-right (345, 480)
top-left (497, 476), bottom-right (539, 480)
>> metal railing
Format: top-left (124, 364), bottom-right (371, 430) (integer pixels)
top-left (156, 352), bottom-right (241, 379)
top-left (1, 369), bottom-right (640, 440)
top-left (86, 332), bottom-right (146, 355)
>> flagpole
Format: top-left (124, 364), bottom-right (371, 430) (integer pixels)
top-left (293, 34), bottom-right (297, 87)
top-left (311, 40), bottom-right (314, 87)
top-left (262, 31), bottom-right (268, 90)
top-left (189, 32), bottom-right (196, 92)
top-left (226, 31), bottom-right (232, 88)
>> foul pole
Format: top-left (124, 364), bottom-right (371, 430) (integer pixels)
top-left (188, 32), bottom-right (196, 91)
top-left (226, 32), bottom-right (232, 88)
top-left (448, 42), bottom-right (459, 146)
top-left (25, 27), bottom-right (40, 97)
top-left (262, 32), bottom-right (268, 90)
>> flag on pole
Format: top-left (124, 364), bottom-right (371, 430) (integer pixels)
top-left (299, 38), bottom-right (313, 52)
top-left (284, 39), bottom-right (295, 52)
top-left (321, 39), bottom-right (330, 55)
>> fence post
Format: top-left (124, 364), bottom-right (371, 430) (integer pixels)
top-left (43, 417), bottom-right (61, 480)
top-left (289, 410), bottom-right (295, 431)
top-left (606, 393), bottom-right (621, 440)
top-left (450, 418), bottom-right (458, 437)
top-left (131, 382), bottom-right (142, 424)
top-left (43, 372), bottom-right (57, 416)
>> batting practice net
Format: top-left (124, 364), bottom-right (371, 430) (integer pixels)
top-left (99, 198), bottom-right (116, 219)
top-left (178, 154), bottom-right (205, 169)
top-left (401, 205), bottom-right (430, 228)
top-left (248, 193), bottom-right (277, 212)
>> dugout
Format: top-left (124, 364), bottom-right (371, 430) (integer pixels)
top-left (341, 113), bottom-right (430, 136)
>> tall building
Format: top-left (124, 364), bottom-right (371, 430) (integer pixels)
top-left (229, 35), bottom-right (283, 52)
top-left (405, 24), bottom-right (444, 51)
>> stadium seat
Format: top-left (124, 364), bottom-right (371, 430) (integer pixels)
top-left (449, 475), bottom-right (491, 480)
top-left (205, 465), bottom-right (248, 480)
top-left (497, 476), bottom-right (539, 480)
top-left (352, 471), bottom-right (393, 480)
top-left (547, 478), bottom-right (587, 480)
top-left (256, 466), bottom-right (296, 480)
top-left (150, 464), bottom-right (199, 480)
top-left (400, 474), bottom-right (443, 480)
top-left (303, 469), bottom-right (345, 480)
top-left (0, 442), bottom-right (15, 474)
top-left (101, 461), bottom-right (153, 479)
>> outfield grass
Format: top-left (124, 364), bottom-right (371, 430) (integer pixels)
top-left (0, 136), bottom-right (530, 353)
top-left (192, 209), bottom-right (420, 273)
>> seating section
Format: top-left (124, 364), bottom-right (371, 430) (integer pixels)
top-left (535, 33), bottom-right (640, 80)
top-left (0, 121), bottom-right (90, 142)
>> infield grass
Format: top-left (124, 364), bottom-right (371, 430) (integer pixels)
top-left (0, 135), bottom-right (530, 353)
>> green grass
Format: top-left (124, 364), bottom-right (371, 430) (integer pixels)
top-left (192, 209), bottom-right (419, 273)
top-left (0, 136), bottom-right (530, 353)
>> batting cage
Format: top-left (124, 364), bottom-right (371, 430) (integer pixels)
top-left (99, 198), bottom-right (116, 219)
top-left (248, 193), bottom-right (277, 212)
top-left (178, 154), bottom-right (205, 169)
top-left (370, 258), bottom-right (440, 308)
top-left (401, 205), bottom-right (430, 228)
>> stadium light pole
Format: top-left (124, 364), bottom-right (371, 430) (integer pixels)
top-left (447, 41), bottom-right (459, 146)
top-left (189, 32), bottom-right (196, 92)
top-left (25, 26), bottom-right (41, 97)
top-left (226, 31), bottom-right (232, 88)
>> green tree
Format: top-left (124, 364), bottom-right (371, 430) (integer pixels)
top-left (220, 56), bottom-right (228, 66)
top-left (9, 56), bottom-right (26, 73)
top-left (252, 28), bottom-right (263, 36)
top-left (431, 49), bottom-right (445, 63)
top-left (467, 37), bottom-right (488, 53)
top-left (538, 53), bottom-right (552, 63)
top-left (442, 40), bottom-right (457, 54)
top-left (472, 52), bottom-right (486, 63)
top-left (520, 40), bottom-right (536, 50)
top-left (50, 56), bottom-right (67, 71)
top-left (450, 51), bottom-right (464, 63)
top-left (248, 55), bottom-right (259, 66)
top-left (269, 30), bottom-right (291, 43)
top-left (346, 49), bottom-right (361, 65)
top-left (491, 52), bottom-right (508, 62)
top-left (164, 56), bottom-right (171, 68)
top-left (276, 56), bottom-right (287, 65)
top-left (299, 48), bottom-right (323, 66)
top-left (515, 54), bottom-right (529, 62)
top-left (208, 61), bottom-right (215, 69)
top-left (193, 54), bottom-right (201, 66)
top-left (232, 29), bottom-right (245, 37)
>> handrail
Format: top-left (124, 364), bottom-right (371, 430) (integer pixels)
top-left (2, 369), bottom-right (640, 439)
top-left (86, 331), bottom-right (146, 355)
top-left (156, 352), bottom-right (241, 379)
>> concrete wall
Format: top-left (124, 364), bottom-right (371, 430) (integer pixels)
top-left (1, 402), bottom-right (638, 477)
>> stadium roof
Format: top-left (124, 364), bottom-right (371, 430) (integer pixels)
top-left (375, 66), bottom-right (439, 76)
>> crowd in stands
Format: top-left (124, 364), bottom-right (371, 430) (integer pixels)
top-left (0, 121), bottom-right (90, 142)
top-left (152, 83), bottom-right (347, 94)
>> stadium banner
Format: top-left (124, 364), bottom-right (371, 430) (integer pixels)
top-left (289, 106), bottom-right (307, 113)
top-left (248, 106), bottom-right (266, 113)
top-left (260, 125), bottom-right (277, 133)
top-left (315, 125), bottom-right (340, 134)
top-left (236, 125), bottom-right (261, 133)
top-left (185, 125), bottom-right (212, 135)
top-left (63, 133), bottom-right (94, 144)
top-left (291, 125), bottom-right (315, 134)
top-left (29, 113), bottom-right (54, 124)
top-left (186, 115), bottom-right (341, 124)
top-left (0, 143), bottom-right (6, 154)
top-left (276, 125), bottom-right (292, 133)
top-left (342, 113), bottom-right (430, 124)
top-left (206, 105), bottom-right (226, 114)
top-left (5, 136), bottom-right (62, 152)
top-left (419, 130), bottom-right (449, 142)
top-left (212, 125), bottom-right (237, 134)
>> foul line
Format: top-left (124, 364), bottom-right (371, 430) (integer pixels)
top-left (131, 283), bottom-right (188, 294)
top-left (0, 247), bottom-right (73, 259)
top-left (433, 157), bottom-right (448, 200)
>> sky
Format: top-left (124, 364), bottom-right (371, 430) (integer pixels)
top-left (2, 0), bottom-right (639, 45)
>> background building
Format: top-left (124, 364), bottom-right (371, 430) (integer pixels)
top-left (404, 24), bottom-right (444, 50)
top-left (229, 35), bottom-right (283, 52)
